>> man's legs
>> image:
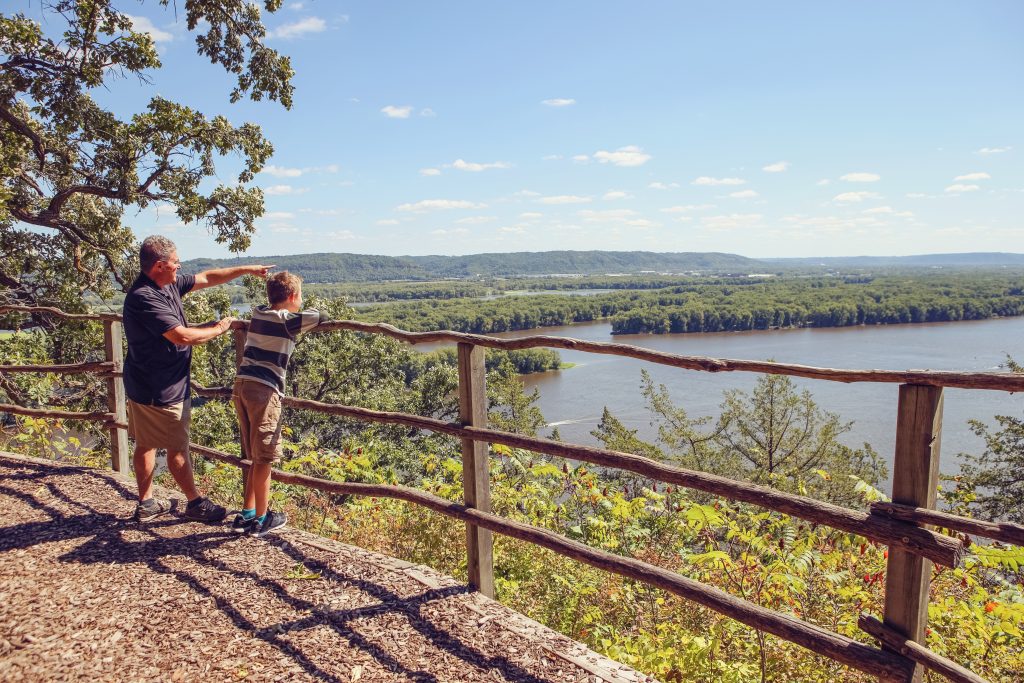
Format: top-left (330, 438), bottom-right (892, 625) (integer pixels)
top-left (165, 449), bottom-right (201, 502)
top-left (133, 444), bottom-right (200, 502)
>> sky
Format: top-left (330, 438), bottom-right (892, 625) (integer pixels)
top-left (38, 1), bottom-right (1024, 258)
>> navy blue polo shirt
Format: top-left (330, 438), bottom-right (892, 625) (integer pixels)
top-left (122, 273), bottom-right (196, 406)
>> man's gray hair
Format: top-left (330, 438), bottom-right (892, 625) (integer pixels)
top-left (139, 235), bottom-right (177, 274)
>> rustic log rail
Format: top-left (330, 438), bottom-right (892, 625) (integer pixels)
top-left (871, 502), bottom-right (1024, 547)
top-left (192, 383), bottom-right (965, 567)
top-left (859, 615), bottom-right (989, 683)
top-left (0, 361), bottom-right (114, 375)
top-left (6, 305), bottom-right (1024, 392)
top-left (188, 442), bottom-right (915, 681)
top-left (3, 303), bottom-right (1017, 683)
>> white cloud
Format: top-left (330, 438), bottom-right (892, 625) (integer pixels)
top-left (539, 195), bottom-right (592, 205)
top-left (499, 226), bottom-right (527, 234)
top-left (692, 176), bottom-right (746, 186)
top-left (451, 159), bottom-right (510, 172)
top-left (661, 204), bottom-right (715, 213)
top-left (542, 154), bottom-right (563, 161)
top-left (261, 163), bottom-right (338, 177)
top-left (286, 2), bottom-right (304, 9)
top-left (326, 230), bottom-right (355, 240)
top-left (625, 219), bottom-right (658, 229)
top-left (420, 168), bottom-right (441, 176)
top-left (578, 209), bottom-right (639, 222)
top-left (519, 212), bottom-right (543, 219)
top-left (376, 219), bottom-right (400, 226)
top-left (603, 190), bottom-right (632, 200)
top-left (261, 165), bottom-right (304, 178)
top-left (455, 215), bottom-right (498, 225)
top-left (396, 199), bottom-right (486, 212)
top-left (431, 228), bottom-right (470, 236)
top-left (269, 224), bottom-right (298, 233)
top-left (648, 182), bottom-right (680, 190)
top-left (594, 145), bottom-right (651, 167)
top-left (126, 15), bottom-right (174, 43)
top-left (953, 172), bottom-right (991, 181)
top-left (263, 184), bottom-right (307, 196)
top-left (268, 16), bottom-right (327, 39)
top-left (945, 184), bottom-right (980, 193)
top-left (381, 105), bottom-right (413, 119)
top-left (700, 214), bottom-right (763, 231)
top-left (262, 211), bottom-right (295, 220)
top-left (729, 190), bottom-right (759, 199)
top-left (833, 191), bottom-right (879, 202)
top-left (762, 161), bottom-right (790, 173)
top-left (840, 172), bottom-right (881, 182)
top-left (572, 154), bottom-right (590, 163)
top-left (905, 192), bottom-right (935, 199)
top-left (894, 210), bottom-right (915, 217)
top-left (862, 206), bottom-right (893, 215)
top-left (512, 190), bottom-right (541, 198)
top-left (419, 108), bottom-right (436, 117)
top-left (542, 98), bottom-right (576, 107)
top-left (816, 179), bottom-right (831, 186)
top-left (976, 146), bottom-right (1011, 155)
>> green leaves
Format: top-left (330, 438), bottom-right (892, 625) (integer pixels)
top-left (1, 1), bottom-right (290, 309)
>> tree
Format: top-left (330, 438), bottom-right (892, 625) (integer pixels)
top-left (593, 370), bottom-right (887, 506)
top-left (950, 357), bottom-right (1024, 523)
top-left (1, 1), bottom-right (293, 312)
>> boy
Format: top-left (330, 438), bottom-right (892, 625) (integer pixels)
top-left (231, 271), bottom-right (326, 536)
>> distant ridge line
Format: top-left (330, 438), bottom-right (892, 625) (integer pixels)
top-left (181, 250), bottom-right (1024, 283)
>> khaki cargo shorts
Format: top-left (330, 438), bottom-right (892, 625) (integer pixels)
top-left (232, 378), bottom-right (284, 465)
top-left (127, 398), bottom-right (191, 453)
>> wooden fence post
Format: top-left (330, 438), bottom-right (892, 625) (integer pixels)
top-left (103, 319), bottom-right (129, 473)
top-left (458, 342), bottom-right (494, 597)
top-left (881, 384), bottom-right (944, 683)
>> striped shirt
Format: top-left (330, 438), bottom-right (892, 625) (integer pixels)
top-left (236, 305), bottom-right (326, 393)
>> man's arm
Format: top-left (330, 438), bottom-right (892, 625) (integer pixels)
top-left (163, 318), bottom-right (235, 346)
top-left (192, 264), bottom-right (276, 291)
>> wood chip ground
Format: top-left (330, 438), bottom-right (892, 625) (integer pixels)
top-left (0, 453), bottom-right (655, 682)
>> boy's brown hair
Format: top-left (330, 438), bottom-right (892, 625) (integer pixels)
top-left (266, 271), bottom-right (302, 305)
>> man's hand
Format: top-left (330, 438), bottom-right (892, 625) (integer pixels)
top-left (229, 319), bottom-right (248, 330)
top-left (246, 264), bottom-right (276, 279)
top-left (219, 317), bottom-right (237, 332)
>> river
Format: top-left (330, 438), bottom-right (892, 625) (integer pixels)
top-left (468, 317), bottom-right (1024, 489)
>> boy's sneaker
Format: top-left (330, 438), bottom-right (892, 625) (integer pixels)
top-left (250, 510), bottom-right (287, 538)
top-left (134, 497), bottom-right (171, 522)
top-left (182, 496), bottom-right (228, 524)
top-left (230, 513), bottom-right (257, 534)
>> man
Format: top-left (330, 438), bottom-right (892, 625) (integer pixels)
top-left (123, 235), bottom-right (273, 523)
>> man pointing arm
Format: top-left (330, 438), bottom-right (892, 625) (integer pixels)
top-left (122, 235), bottom-right (273, 523)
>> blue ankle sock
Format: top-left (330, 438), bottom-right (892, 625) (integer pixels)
top-left (242, 508), bottom-right (256, 520)
top-left (254, 513), bottom-right (267, 525)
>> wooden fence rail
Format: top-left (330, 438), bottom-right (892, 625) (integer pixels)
top-left (192, 383), bottom-right (965, 567)
top-left (5, 305), bottom-right (1024, 392)
top-left (188, 443), bottom-right (915, 682)
top-left (3, 303), bottom-right (1015, 683)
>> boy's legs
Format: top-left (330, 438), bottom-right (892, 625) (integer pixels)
top-left (236, 380), bottom-right (283, 519)
top-left (251, 462), bottom-right (272, 517)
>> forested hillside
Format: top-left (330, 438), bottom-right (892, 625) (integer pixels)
top-left (354, 272), bottom-right (1024, 334)
top-left (183, 250), bottom-right (762, 282)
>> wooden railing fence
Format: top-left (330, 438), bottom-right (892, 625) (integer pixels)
top-left (2, 303), bottom-right (1023, 683)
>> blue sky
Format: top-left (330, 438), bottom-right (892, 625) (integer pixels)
top-left (97, 2), bottom-right (1024, 258)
